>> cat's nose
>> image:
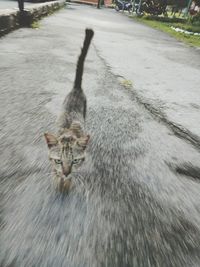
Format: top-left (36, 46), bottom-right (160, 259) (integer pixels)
top-left (63, 166), bottom-right (71, 177)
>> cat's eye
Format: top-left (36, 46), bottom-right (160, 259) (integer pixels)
top-left (55, 159), bottom-right (62, 164)
top-left (72, 158), bottom-right (82, 165)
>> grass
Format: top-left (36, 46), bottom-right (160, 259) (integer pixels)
top-left (120, 79), bottom-right (133, 88)
top-left (30, 21), bottom-right (40, 29)
top-left (131, 15), bottom-right (200, 47)
top-left (172, 22), bottom-right (200, 33)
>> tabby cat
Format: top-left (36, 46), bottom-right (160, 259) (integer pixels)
top-left (44, 29), bottom-right (94, 192)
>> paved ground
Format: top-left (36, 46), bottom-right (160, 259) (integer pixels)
top-left (0, 0), bottom-right (33, 10)
top-left (95, 9), bottom-right (200, 144)
top-left (0, 3), bottom-right (200, 267)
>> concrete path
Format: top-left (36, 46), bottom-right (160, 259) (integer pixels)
top-left (0, 0), bottom-right (34, 12)
top-left (0, 4), bottom-right (200, 267)
top-left (93, 8), bottom-right (200, 147)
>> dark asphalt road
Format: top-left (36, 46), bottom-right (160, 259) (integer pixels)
top-left (0, 4), bottom-right (200, 267)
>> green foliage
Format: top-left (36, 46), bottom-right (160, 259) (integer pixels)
top-left (143, 14), bottom-right (186, 23)
top-left (31, 21), bottom-right (40, 29)
top-left (132, 16), bottom-right (200, 47)
top-left (190, 12), bottom-right (200, 26)
top-left (172, 22), bottom-right (200, 33)
top-left (120, 80), bottom-right (133, 89)
top-left (166, 0), bottom-right (187, 7)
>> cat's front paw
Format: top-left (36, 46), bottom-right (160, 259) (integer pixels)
top-left (53, 176), bottom-right (72, 193)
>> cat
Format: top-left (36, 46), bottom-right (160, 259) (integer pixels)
top-left (44, 28), bottom-right (94, 193)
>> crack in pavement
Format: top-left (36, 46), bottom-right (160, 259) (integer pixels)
top-left (94, 44), bottom-right (200, 152)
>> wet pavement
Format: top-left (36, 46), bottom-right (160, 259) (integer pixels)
top-left (0, 3), bottom-right (200, 267)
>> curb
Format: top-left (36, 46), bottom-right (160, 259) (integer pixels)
top-left (0, 0), bottom-right (66, 37)
top-left (68, 0), bottom-right (114, 8)
top-left (68, 0), bottom-right (96, 6)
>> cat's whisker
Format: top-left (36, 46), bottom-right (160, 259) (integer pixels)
top-left (71, 173), bottom-right (85, 188)
top-left (39, 172), bottom-right (55, 176)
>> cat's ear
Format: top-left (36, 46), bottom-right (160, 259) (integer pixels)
top-left (44, 133), bottom-right (58, 148)
top-left (77, 134), bottom-right (90, 149)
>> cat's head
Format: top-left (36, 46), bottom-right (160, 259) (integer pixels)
top-left (44, 123), bottom-right (89, 180)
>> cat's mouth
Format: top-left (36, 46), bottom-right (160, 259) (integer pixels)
top-left (54, 171), bottom-right (72, 181)
top-left (61, 175), bottom-right (72, 181)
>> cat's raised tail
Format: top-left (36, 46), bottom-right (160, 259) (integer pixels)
top-left (74, 28), bottom-right (94, 89)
